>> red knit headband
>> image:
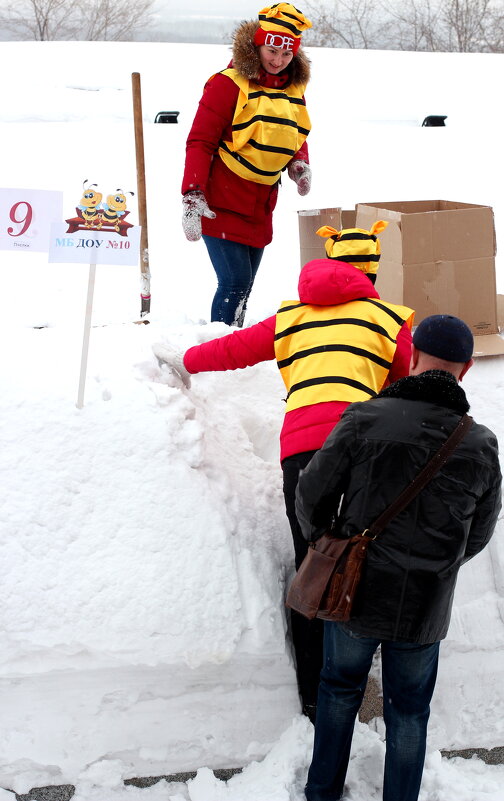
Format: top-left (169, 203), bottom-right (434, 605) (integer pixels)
top-left (254, 26), bottom-right (300, 54)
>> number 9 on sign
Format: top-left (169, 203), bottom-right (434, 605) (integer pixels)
top-left (0, 188), bottom-right (62, 252)
top-left (7, 201), bottom-right (33, 237)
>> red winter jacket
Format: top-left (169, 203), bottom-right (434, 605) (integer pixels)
top-left (183, 260), bottom-right (413, 462)
top-left (182, 67), bottom-right (309, 249)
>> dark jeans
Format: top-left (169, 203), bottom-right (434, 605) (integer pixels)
top-left (282, 450), bottom-right (324, 709)
top-left (305, 622), bottom-right (440, 801)
top-left (202, 235), bottom-right (264, 327)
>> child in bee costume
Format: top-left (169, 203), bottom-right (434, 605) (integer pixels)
top-left (153, 222), bottom-right (414, 722)
top-left (181, 3), bottom-right (313, 328)
top-left (316, 220), bottom-right (389, 279)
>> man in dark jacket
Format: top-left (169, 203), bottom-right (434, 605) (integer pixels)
top-left (295, 314), bottom-right (501, 801)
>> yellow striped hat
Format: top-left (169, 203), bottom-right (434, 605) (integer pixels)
top-left (254, 3), bottom-right (312, 54)
top-left (316, 221), bottom-right (389, 276)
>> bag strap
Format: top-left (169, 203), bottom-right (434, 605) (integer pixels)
top-left (365, 413), bottom-right (473, 539)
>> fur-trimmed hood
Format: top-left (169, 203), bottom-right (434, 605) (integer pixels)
top-left (231, 19), bottom-right (311, 86)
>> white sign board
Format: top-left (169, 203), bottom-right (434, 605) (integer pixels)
top-left (0, 188), bottom-right (63, 252)
top-left (48, 223), bottom-right (141, 266)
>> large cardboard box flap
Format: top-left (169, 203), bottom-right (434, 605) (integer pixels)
top-left (357, 200), bottom-right (496, 264)
top-left (473, 334), bottom-right (504, 357)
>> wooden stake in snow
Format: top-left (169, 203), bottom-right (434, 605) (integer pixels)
top-left (132, 72), bottom-right (150, 317)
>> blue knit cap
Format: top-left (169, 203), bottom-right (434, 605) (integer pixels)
top-left (413, 315), bottom-right (474, 362)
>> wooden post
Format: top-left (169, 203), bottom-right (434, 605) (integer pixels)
top-left (131, 72), bottom-right (151, 317)
top-left (76, 261), bottom-right (97, 409)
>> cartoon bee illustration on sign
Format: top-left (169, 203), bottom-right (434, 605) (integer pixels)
top-left (65, 180), bottom-right (134, 237)
top-left (78, 180), bottom-right (103, 229)
top-left (101, 190), bottom-right (134, 233)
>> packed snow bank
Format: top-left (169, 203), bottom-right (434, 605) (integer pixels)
top-left (27, 718), bottom-right (504, 801)
top-left (0, 319), bottom-right (301, 790)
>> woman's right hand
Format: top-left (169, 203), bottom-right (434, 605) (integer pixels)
top-left (182, 191), bottom-right (216, 241)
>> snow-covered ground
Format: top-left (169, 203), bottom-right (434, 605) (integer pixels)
top-left (0, 41), bottom-right (503, 800)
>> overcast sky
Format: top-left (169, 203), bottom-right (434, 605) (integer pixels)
top-left (160, 0), bottom-right (261, 20)
top-left (151, 0), bottom-right (267, 42)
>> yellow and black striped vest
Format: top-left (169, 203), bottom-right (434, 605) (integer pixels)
top-left (274, 299), bottom-right (414, 412)
top-left (218, 68), bottom-right (311, 186)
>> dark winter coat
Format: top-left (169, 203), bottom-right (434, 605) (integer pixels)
top-left (182, 20), bottom-right (311, 248)
top-left (295, 371), bottom-right (502, 643)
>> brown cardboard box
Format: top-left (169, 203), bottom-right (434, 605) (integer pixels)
top-left (341, 208), bottom-right (357, 228)
top-left (497, 294), bottom-right (504, 328)
top-left (355, 200), bottom-right (504, 356)
top-left (298, 208), bottom-right (341, 267)
top-left (298, 207), bottom-right (357, 268)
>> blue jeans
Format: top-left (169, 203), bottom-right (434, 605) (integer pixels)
top-left (305, 623), bottom-right (440, 801)
top-left (202, 235), bottom-right (264, 327)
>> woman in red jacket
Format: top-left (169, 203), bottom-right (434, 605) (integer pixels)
top-left (182, 3), bottom-right (313, 328)
top-left (153, 230), bottom-right (414, 723)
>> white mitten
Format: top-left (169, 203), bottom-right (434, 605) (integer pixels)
top-left (152, 342), bottom-right (191, 389)
top-left (182, 191), bottom-right (216, 241)
top-left (287, 160), bottom-right (312, 196)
